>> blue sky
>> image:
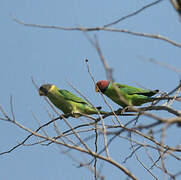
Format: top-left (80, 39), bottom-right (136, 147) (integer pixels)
top-left (1, 0), bottom-right (181, 179)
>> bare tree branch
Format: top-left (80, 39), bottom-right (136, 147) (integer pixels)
top-left (11, 14), bottom-right (181, 48)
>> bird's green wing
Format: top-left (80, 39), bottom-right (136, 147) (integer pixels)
top-left (59, 89), bottom-right (89, 104)
top-left (114, 83), bottom-right (158, 97)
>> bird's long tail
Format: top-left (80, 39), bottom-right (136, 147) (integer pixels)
top-left (99, 110), bottom-right (109, 115)
top-left (150, 96), bottom-right (181, 101)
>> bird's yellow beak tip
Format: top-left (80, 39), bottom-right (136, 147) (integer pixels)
top-left (39, 90), bottom-right (44, 96)
top-left (95, 86), bottom-right (100, 92)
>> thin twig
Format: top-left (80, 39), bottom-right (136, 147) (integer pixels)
top-left (104, 0), bottom-right (164, 27)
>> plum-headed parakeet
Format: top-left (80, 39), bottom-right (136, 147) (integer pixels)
top-left (39, 84), bottom-right (108, 117)
top-left (96, 80), bottom-right (161, 108)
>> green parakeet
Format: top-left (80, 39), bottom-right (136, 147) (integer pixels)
top-left (95, 80), bottom-right (173, 108)
top-left (39, 84), bottom-right (107, 117)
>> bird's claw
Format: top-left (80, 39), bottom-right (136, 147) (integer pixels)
top-left (117, 107), bottom-right (130, 114)
top-left (71, 112), bottom-right (81, 118)
top-left (96, 106), bottom-right (102, 110)
top-left (63, 113), bottom-right (72, 118)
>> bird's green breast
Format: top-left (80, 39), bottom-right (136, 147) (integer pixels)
top-left (104, 85), bottom-right (130, 107)
top-left (47, 91), bottom-right (73, 114)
